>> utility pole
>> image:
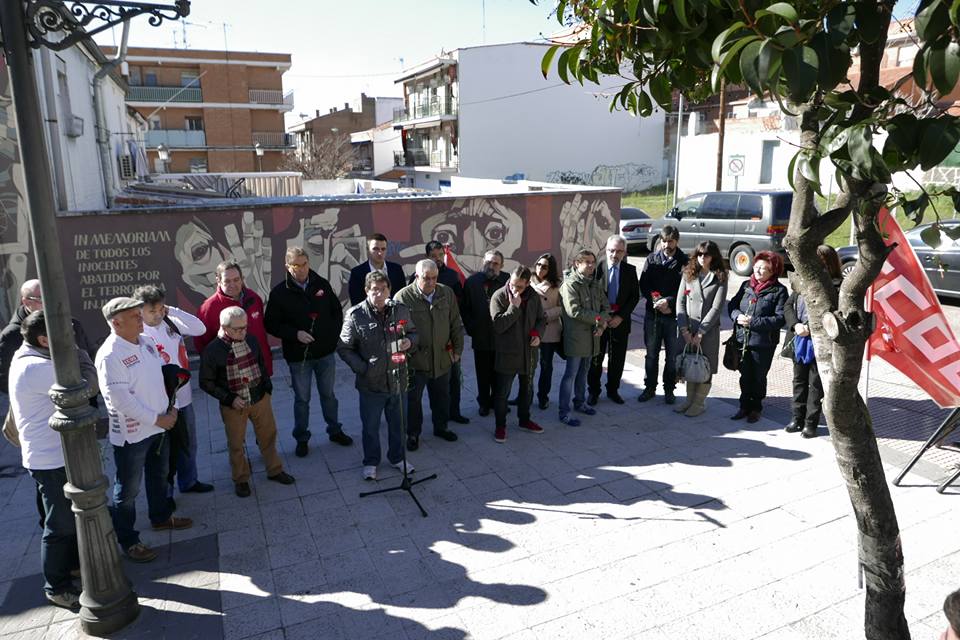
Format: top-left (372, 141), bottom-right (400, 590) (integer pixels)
top-left (715, 79), bottom-right (727, 191)
top-left (0, 1), bottom-right (191, 634)
top-left (672, 93), bottom-right (684, 207)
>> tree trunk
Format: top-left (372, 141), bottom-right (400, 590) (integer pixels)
top-left (784, 105), bottom-right (910, 640)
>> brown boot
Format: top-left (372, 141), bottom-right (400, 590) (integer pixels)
top-left (684, 382), bottom-right (711, 417)
top-left (674, 382), bottom-right (695, 413)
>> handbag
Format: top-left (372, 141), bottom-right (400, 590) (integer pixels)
top-left (722, 333), bottom-right (742, 371)
top-left (780, 335), bottom-right (795, 359)
top-left (676, 345), bottom-right (711, 383)
top-left (2, 408), bottom-right (20, 448)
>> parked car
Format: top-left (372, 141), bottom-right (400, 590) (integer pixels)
top-left (837, 221), bottom-right (960, 299)
top-left (647, 190), bottom-right (793, 275)
top-left (619, 207), bottom-right (653, 250)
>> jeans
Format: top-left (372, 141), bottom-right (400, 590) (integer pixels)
top-left (738, 346), bottom-right (775, 413)
top-left (588, 328), bottom-right (629, 395)
top-left (643, 313), bottom-right (679, 392)
top-left (559, 356), bottom-right (590, 416)
top-left (537, 342), bottom-right (561, 404)
top-left (167, 403), bottom-right (198, 494)
top-left (359, 389), bottom-right (406, 466)
top-left (29, 467), bottom-right (79, 595)
top-left (495, 372), bottom-right (531, 426)
top-left (290, 354), bottom-right (341, 443)
top-left (407, 370), bottom-right (450, 438)
top-left (111, 433), bottom-right (172, 550)
top-left (792, 358), bottom-right (824, 427)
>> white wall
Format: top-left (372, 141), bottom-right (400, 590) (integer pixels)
top-left (456, 43), bottom-right (665, 192)
top-left (373, 97), bottom-right (403, 127)
top-left (371, 126), bottom-right (401, 177)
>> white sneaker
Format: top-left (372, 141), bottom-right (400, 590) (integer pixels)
top-left (46, 589), bottom-right (81, 610)
top-left (391, 460), bottom-right (415, 474)
top-left (362, 465), bottom-right (377, 481)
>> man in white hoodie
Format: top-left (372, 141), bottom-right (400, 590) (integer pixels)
top-left (133, 285), bottom-right (213, 502)
top-left (9, 310), bottom-right (98, 610)
top-left (96, 297), bottom-right (191, 564)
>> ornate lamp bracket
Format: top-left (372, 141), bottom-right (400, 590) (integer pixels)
top-left (22, 0), bottom-right (190, 51)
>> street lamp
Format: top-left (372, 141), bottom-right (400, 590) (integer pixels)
top-left (157, 143), bottom-right (170, 173)
top-left (254, 141), bottom-right (264, 172)
top-left (0, 1), bottom-right (190, 635)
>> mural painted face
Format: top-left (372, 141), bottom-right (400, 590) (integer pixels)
top-left (175, 219), bottom-right (228, 299)
top-left (420, 198), bottom-right (522, 275)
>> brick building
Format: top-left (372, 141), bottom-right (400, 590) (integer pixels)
top-left (104, 46), bottom-right (293, 173)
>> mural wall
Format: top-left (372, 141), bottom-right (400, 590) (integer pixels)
top-left (18, 190), bottom-right (619, 346)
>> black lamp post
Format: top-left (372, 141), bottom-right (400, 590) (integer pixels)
top-left (0, 1), bottom-right (189, 635)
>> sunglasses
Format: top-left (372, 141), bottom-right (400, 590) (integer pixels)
top-left (535, 262), bottom-right (549, 268)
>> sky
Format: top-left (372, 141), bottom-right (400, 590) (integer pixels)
top-left (93, 0), bottom-right (562, 128)
top-left (93, 0), bottom-right (920, 128)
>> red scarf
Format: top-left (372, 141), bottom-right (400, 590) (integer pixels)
top-left (749, 274), bottom-right (778, 295)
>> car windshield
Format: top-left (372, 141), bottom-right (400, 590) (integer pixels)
top-left (621, 208), bottom-right (648, 220)
top-left (771, 194), bottom-right (793, 222)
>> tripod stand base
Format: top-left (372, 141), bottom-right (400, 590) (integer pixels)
top-left (360, 473), bottom-right (438, 517)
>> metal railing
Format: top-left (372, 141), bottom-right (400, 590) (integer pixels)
top-left (128, 85), bottom-right (202, 102)
top-left (252, 131), bottom-right (293, 147)
top-left (394, 149), bottom-right (458, 169)
top-left (248, 89), bottom-right (285, 104)
top-left (152, 172), bottom-right (303, 197)
top-left (145, 129), bottom-right (207, 147)
top-left (393, 97), bottom-right (458, 123)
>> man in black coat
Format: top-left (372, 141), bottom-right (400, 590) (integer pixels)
top-left (461, 250), bottom-right (508, 416)
top-left (265, 246), bottom-right (353, 458)
top-left (638, 225), bottom-right (687, 404)
top-left (588, 235), bottom-right (640, 405)
top-left (347, 233), bottom-right (407, 305)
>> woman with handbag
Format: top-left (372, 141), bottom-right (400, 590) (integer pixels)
top-left (531, 253), bottom-right (563, 410)
top-left (728, 251), bottom-right (788, 423)
top-left (782, 245), bottom-right (842, 438)
top-left (676, 241), bottom-right (728, 416)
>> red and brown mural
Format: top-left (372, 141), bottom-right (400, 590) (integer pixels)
top-left (44, 190), bottom-right (620, 346)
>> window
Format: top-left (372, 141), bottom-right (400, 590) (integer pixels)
top-left (699, 193), bottom-right (739, 220)
top-left (189, 157), bottom-right (207, 173)
top-left (129, 67), bottom-right (141, 86)
top-left (737, 195), bottom-right (764, 220)
top-left (760, 139), bottom-right (780, 184)
top-left (185, 116), bottom-right (203, 131)
top-left (673, 194), bottom-right (704, 218)
top-left (149, 116), bottom-right (162, 130)
top-left (180, 71), bottom-right (199, 88)
top-left (144, 70), bottom-right (158, 86)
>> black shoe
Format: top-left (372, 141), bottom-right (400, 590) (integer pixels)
top-left (182, 481), bottom-right (214, 493)
top-left (730, 410), bottom-right (748, 420)
top-left (587, 393), bottom-right (599, 406)
top-left (268, 471), bottom-right (296, 485)
top-left (295, 441), bottom-right (309, 457)
top-left (507, 397), bottom-right (519, 406)
top-left (329, 431), bottom-right (353, 447)
top-left (235, 482), bottom-right (251, 498)
top-left (801, 425), bottom-right (818, 438)
top-left (538, 398), bottom-right (549, 410)
top-left (406, 436), bottom-right (419, 451)
top-left (478, 406), bottom-right (490, 417)
top-left (435, 430), bottom-right (458, 442)
top-left (637, 388), bottom-right (656, 402)
top-left (784, 420), bottom-right (803, 433)
top-left (664, 391), bottom-right (676, 405)
top-left (607, 391), bottom-right (625, 405)
top-left (450, 414), bottom-right (471, 424)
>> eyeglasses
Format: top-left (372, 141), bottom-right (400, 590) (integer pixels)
top-left (24, 296), bottom-right (41, 302)
top-left (226, 324), bottom-right (248, 332)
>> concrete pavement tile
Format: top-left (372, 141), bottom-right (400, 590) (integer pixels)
top-left (222, 596), bottom-right (282, 640)
top-left (215, 502), bottom-right (264, 534)
top-left (300, 487), bottom-right (346, 515)
top-left (219, 546), bottom-right (271, 576)
top-left (219, 570), bottom-right (275, 611)
top-left (283, 612), bottom-right (347, 640)
top-left (401, 611), bottom-right (468, 640)
top-left (272, 558), bottom-right (325, 596)
top-left (460, 472), bottom-right (510, 497)
top-left (310, 523), bottom-right (366, 557)
top-left (322, 547), bottom-right (376, 583)
top-left (218, 525), bottom-right (267, 557)
top-left (267, 534), bottom-right (318, 570)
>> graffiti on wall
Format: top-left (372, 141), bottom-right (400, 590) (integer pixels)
top-left (52, 190), bottom-right (620, 345)
top-left (546, 162), bottom-right (659, 193)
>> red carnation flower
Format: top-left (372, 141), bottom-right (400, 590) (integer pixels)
top-left (610, 303), bottom-right (620, 313)
top-left (651, 291), bottom-right (662, 299)
top-left (529, 329), bottom-right (540, 337)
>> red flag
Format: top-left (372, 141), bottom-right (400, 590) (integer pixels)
top-left (868, 208), bottom-right (960, 408)
top-left (444, 245), bottom-right (466, 286)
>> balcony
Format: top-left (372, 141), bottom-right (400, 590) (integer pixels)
top-left (393, 97), bottom-right (458, 125)
top-left (145, 129), bottom-right (206, 147)
top-left (394, 149), bottom-right (458, 169)
top-left (248, 89), bottom-right (294, 105)
top-left (252, 131), bottom-right (294, 147)
top-left (128, 85), bottom-right (202, 103)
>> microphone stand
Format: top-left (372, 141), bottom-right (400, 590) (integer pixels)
top-left (359, 303), bottom-right (437, 517)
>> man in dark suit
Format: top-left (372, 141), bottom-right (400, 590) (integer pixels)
top-left (348, 233), bottom-right (407, 305)
top-left (588, 234), bottom-right (640, 405)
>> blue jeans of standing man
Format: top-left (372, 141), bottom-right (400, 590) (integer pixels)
top-left (559, 355), bottom-right (590, 417)
top-left (168, 403), bottom-right (198, 494)
top-left (643, 312), bottom-right (679, 392)
top-left (290, 353), bottom-right (341, 443)
top-left (29, 467), bottom-right (79, 595)
top-left (111, 433), bottom-right (172, 550)
top-left (359, 389), bottom-right (406, 466)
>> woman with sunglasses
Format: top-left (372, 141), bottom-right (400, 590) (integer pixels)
top-left (675, 241), bottom-right (728, 416)
top-left (530, 254), bottom-right (563, 409)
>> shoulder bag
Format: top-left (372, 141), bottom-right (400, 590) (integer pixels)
top-left (676, 344), bottom-right (711, 383)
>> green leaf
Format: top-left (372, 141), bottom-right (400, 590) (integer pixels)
top-left (739, 39), bottom-right (764, 95)
top-left (758, 40), bottom-right (782, 84)
top-left (787, 150), bottom-right (800, 191)
top-left (920, 117), bottom-right (960, 170)
top-left (556, 0), bottom-right (567, 24)
top-left (913, 47), bottom-right (928, 89)
top-left (627, 0), bottom-right (641, 19)
top-left (810, 33), bottom-right (850, 91)
top-left (756, 2), bottom-right (798, 23)
top-left (557, 48), bottom-right (570, 84)
top-left (916, 0), bottom-right (950, 41)
top-left (952, 0), bottom-right (960, 27)
top-left (782, 46), bottom-right (819, 102)
top-left (921, 223), bottom-right (942, 248)
top-left (826, 3), bottom-right (857, 46)
top-left (903, 193), bottom-right (931, 225)
top-left (846, 124), bottom-right (874, 179)
top-left (636, 90), bottom-right (653, 117)
top-left (675, 0), bottom-right (691, 29)
top-left (649, 72), bottom-right (672, 108)
top-left (715, 35), bottom-right (760, 90)
top-left (928, 41), bottom-right (960, 96)
top-left (541, 46), bottom-right (560, 79)
top-left (711, 21), bottom-right (746, 63)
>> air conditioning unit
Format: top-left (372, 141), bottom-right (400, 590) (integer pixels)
top-left (118, 155), bottom-right (135, 180)
top-left (64, 115), bottom-right (84, 138)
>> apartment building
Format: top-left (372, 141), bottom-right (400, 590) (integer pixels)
top-left (105, 46), bottom-right (293, 173)
top-left (289, 93), bottom-right (401, 163)
top-left (393, 42), bottom-right (666, 191)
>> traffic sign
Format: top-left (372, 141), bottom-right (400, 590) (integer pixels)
top-left (727, 155), bottom-right (745, 177)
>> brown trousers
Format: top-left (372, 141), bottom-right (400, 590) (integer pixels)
top-left (219, 394), bottom-right (284, 483)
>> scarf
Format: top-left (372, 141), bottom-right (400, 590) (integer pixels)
top-left (222, 334), bottom-right (260, 404)
top-left (658, 249), bottom-right (678, 269)
top-left (749, 274), bottom-right (779, 295)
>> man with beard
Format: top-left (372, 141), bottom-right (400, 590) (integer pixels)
top-left (461, 250), bottom-right (508, 416)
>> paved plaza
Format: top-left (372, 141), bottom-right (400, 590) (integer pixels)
top-left (1, 294), bottom-right (959, 639)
